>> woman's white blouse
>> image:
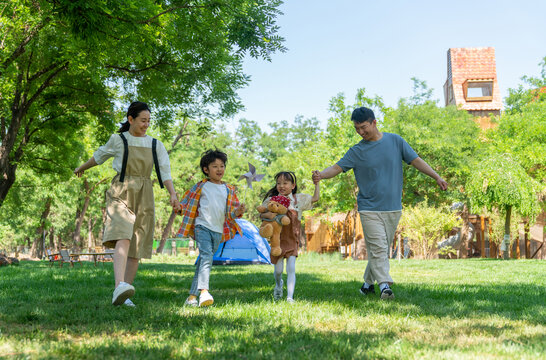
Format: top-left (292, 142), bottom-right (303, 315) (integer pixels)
top-left (93, 132), bottom-right (172, 181)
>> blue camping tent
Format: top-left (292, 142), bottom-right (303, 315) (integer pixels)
top-left (212, 219), bottom-right (271, 265)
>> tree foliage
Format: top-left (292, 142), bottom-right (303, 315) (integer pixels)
top-left (0, 0), bottom-right (286, 205)
top-left (466, 153), bottom-right (541, 222)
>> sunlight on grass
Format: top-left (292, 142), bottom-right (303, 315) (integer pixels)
top-left (1, 254), bottom-right (544, 359)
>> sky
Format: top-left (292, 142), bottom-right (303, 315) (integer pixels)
top-left (234, 0), bottom-right (546, 131)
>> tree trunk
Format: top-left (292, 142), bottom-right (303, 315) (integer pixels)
top-left (87, 216), bottom-right (95, 249)
top-left (0, 99), bottom-right (25, 206)
top-left (49, 227), bottom-right (55, 249)
top-left (0, 59), bottom-right (67, 206)
top-left (56, 234), bottom-right (62, 251)
top-left (156, 209), bottom-right (177, 254)
top-left (98, 205), bottom-right (107, 243)
top-left (31, 197), bottom-right (52, 258)
top-left (503, 205), bottom-right (512, 260)
top-left (73, 179), bottom-right (90, 246)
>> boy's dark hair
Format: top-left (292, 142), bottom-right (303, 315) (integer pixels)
top-left (200, 149), bottom-right (228, 177)
top-left (263, 171), bottom-right (298, 201)
top-left (351, 107), bottom-right (375, 124)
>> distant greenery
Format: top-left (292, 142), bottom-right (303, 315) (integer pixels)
top-left (1, 11), bottom-right (545, 256)
top-left (0, 255), bottom-right (545, 359)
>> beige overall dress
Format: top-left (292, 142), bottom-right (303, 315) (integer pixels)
top-left (102, 145), bottom-right (155, 259)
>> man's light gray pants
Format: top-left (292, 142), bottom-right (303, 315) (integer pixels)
top-left (359, 210), bottom-right (402, 285)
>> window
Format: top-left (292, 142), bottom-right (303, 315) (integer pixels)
top-left (463, 79), bottom-right (493, 102)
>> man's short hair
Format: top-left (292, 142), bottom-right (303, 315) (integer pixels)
top-left (200, 149), bottom-right (228, 177)
top-left (351, 107), bottom-right (375, 123)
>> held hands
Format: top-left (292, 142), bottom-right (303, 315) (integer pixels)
top-left (312, 170), bottom-right (322, 184)
top-left (170, 193), bottom-right (181, 213)
top-left (235, 203), bottom-right (246, 217)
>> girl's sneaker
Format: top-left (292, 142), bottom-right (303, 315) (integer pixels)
top-left (199, 292), bottom-right (214, 307)
top-left (286, 298), bottom-right (295, 304)
top-left (184, 296), bottom-right (198, 307)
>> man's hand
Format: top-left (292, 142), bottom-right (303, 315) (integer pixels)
top-left (312, 170), bottom-right (322, 184)
top-left (436, 177), bottom-right (448, 191)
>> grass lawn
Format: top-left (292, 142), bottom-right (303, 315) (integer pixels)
top-left (0, 253), bottom-right (545, 359)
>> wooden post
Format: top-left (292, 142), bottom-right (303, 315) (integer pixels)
top-left (480, 216), bottom-right (486, 258)
top-left (400, 236), bottom-right (405, 259)
top-left (490, 240), bottom-right (497, 259)
top-left (503, 206), bottom-right (512, 260)
top-left (524, 221), bottom-right (530, 259)
top-left (515, 231), bottom-right (521, 259)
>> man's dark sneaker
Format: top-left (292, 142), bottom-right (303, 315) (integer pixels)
top-left (359, 284), bottom-right (375, 296)
top-left (380, 285), bottom-right (395, 300)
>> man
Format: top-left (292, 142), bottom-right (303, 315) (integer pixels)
top-left (312, 107), bottom-right (447, 300)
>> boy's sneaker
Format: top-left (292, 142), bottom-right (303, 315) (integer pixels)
top-left (359, 284), bottom-right (375, 296)
top-left (273, 280), bottom-right (283, 300)
top-left (380, 285), bottom-right (395, 300)
top-left (184, 296), bottom-right (198, 307)
top-left (286, 298), bottom-right (295, 304)
top-left (112, 282), bottom-right (135, 306)
top-left (199, 292), bottom-right (214, 307)
top-left (123, 298), bottom-right (136, 307)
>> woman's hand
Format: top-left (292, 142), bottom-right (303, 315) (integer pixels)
top-left (170, 193), bottom-right (180, 213)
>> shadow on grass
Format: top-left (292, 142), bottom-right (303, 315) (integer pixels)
top-left (1, 260), bottom-right (545, 337)
top-left (37, 312), bottom-right (397, 360)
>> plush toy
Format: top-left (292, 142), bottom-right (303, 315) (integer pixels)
top-left (257, 195), bottom-right (291, 257)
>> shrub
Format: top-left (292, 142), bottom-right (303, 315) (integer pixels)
top-left (399, 202), bottom-right (461, 259)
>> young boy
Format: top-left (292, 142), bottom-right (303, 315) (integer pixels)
top-left (177, 149), bottom-right (246, 307)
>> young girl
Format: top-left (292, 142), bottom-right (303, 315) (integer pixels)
top-left (261, 172), bottom-right (319, 303)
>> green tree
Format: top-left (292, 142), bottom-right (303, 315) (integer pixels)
top-left (504, 56), bottom-right (546, 114)
top-left (0, 0), bottom-right (286, 205)
top-left (466, 153), bottom-right (541, 259)
top-left (486, 100), bottom-right (546, 184)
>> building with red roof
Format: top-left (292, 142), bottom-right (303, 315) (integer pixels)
top-left (444, 47), bottom-right (503, 126)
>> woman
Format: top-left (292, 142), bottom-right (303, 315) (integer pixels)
top-left (74, 101), bottom-right (179, 306)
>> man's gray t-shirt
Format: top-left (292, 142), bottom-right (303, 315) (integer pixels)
top-left (336, 132), bottom-right (418, 211)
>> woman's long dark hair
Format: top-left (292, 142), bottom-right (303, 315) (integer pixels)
top-left (118, 101), bottom-right (151, 133)
top-left (262, 171), bottom-right (298, 201)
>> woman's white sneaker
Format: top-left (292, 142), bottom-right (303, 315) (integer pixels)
top-left (112, 282), bottom-right (135, 306)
